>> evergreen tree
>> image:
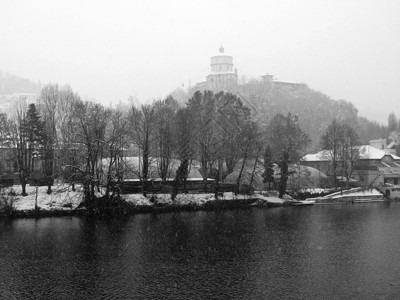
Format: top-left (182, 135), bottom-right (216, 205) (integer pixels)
top-left (0, 113), bottom-right (11, 147)
top-left (24, 103), bottom-right (45, 146)
top-left (11, 102), bottom-right (45, 196)
top-left (388, 112), bottom-right (398, 133)
top-left (262, 145), bottom-right (274, 190)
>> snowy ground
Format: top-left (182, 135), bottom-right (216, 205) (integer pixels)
top-left (1, 184), bottom-right (285, 212)
top-left (324, 188), bottom-right (382, 199)
top-left (2, 184), bottom-right (84, 211)
top-left (311, 187), bottom-right (384, 202)
top-left (111, 191), bottom-right (284, 206)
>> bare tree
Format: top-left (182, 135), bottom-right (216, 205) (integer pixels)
top-left (321, 119), bottom-right (362, 188)
top-left (321, 118), bottom-right (343, 187)
top-left (71, 100), bottom-right (110, 203)
top-left (248, 139), bottom-right (263, 193)
top-left (128, 104), bottom-right (156, 196)
top-left (153, 97), bottom-right (179, 183)
top-left (37, 84), bottom-right (59, 194)
top-left (171, 107), bottom-right (194, 200)
top-left (57, 86), bottom-right (81, 190)
top-left (103, 109), bottom-right (129, 199)
top-left (339, 125), bottom-right (362, 187)
top-left (187, 91), bottom-right (217, 190)
top-left (235, 121), bottom-right (259, 194)
top-left (268, 113), bottom-right (310, 198)
top-left (216, 92), bottom-right (251, 176)
top-left (187, 91), bottom-right (251, 190)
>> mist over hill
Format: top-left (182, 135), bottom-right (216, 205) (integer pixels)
top-left (172, 79), bottom-right (388, 150)
top-left (0, 71), bottom-right (42, 95)
top-left (0, 71), bottom-right (42, 113)
top-left (0, 70), bottom-right (388, 149)
top-left (237, 80), bottom-right (388, 148)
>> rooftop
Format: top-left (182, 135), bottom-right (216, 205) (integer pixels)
top-left (302, 145), bottom-right (400, 162)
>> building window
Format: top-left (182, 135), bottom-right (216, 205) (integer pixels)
top-left (359, 175), bottom-right (365, 182)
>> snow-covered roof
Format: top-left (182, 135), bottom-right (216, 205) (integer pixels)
top-left (302, 145), bottom-right (400, 162)
top-left (360, 145), bottom-right (400, 159)
top-left (301, 150), bottom-right (331, 162)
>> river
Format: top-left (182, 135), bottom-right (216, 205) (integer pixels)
top-left (1, 202), bottom-right (400, 299)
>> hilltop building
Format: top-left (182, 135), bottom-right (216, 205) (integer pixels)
top-left (195, 45), bottom-right (305, 92)
top-left (195, 44), bottom-right (239, 91)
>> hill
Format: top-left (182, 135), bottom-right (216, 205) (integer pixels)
top-left (237, 80), bottom-right (389, 148)
top-left (0, 71), bottom-right (42, 113)
top-left (0, 70), bottom-right (387, 149)
top-left (177, 79), bottom-right (388, 150)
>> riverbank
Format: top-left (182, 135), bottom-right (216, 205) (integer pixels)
top-left (1, 184), bottom-right (285, 219)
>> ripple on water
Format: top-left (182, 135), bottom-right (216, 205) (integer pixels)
top-left (1, 205), bottom-right (400, 299)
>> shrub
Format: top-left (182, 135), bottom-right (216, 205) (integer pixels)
top-left (0, 188), bottom-right (16, 218)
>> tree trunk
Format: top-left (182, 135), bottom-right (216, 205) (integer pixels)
top-left (47, 183), bottom-right (52, 195)
top-left (171, 159), bottom-right (188, 200)
top-left (278, 151), bottom-right (290, 199)
top-left (236, 132), bottom-right (253, 195)
top-left (236, 152), bottom-right (248, 195)
top-left (21, 182), bottom-right (27, 196)
top-left (249, 148), bottom-right (261, 194)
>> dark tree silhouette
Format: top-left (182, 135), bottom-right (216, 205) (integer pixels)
top-left (268, 113), bottom-right (310, 198)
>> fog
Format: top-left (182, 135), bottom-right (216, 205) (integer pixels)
top-left (1, 0), bottom-right (399, 123)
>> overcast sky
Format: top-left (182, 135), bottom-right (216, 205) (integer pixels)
top-left (1, 0), bottom-right (399, 124)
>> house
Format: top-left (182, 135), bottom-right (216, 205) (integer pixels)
top-left (301, 144), bottom-right (400, 188)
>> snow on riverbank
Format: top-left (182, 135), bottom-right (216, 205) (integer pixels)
top-left (323, 188), bottom-right (382, 199)
top-left (2, 184), bottom-right (284, 212)
top-left (3, 184), bottom-right (84, 211)
top-left (123, 191), bottom-right (284, 206)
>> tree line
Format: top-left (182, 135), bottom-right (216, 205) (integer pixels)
top-left (0, 84), bottom-right (313, 207)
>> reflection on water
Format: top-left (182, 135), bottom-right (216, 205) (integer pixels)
top-left (1, 203), bottom-right (400, 299)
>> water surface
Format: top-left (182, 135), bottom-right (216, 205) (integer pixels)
top-left (1, 203), bottom-right (400, 299)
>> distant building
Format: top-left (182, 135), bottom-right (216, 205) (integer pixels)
top-left (301, 143), bottom-right (400, 187)
top-left (370, 138), bottom-right (397, 155)
top-left (370, 139), bottom-right (387, 151)
top-left (195, 45), bottom-right (306, 93)
top-left (261, 74), bottom-right (274, 82)
top-left (196, 44), bottom-right (238, 91)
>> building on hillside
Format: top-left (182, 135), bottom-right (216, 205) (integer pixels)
top-left (194, 45), bottom-right (306, 93)
top-left (301, 143), bottom-right (400, 188)
top-left (195, 44), bottom-right (239, 92)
